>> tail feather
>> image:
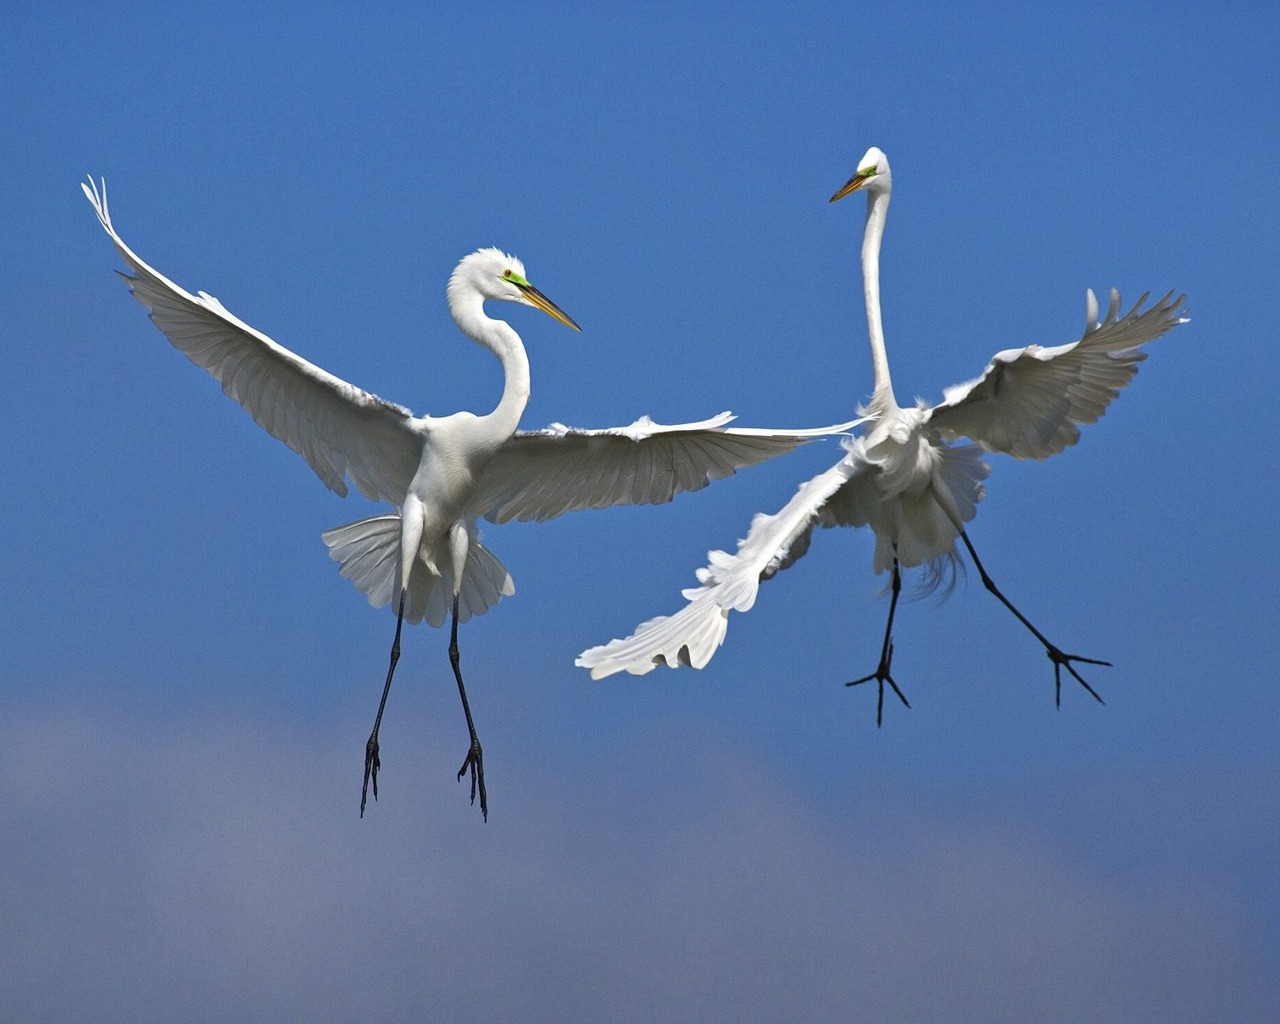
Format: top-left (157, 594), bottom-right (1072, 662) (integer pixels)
top-left (322, 515), bottom-right (402, 610)
top-left (321, 514), bottom-right (514, 627)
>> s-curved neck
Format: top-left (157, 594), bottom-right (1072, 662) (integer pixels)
top-left (862, 186), bottom-right (896, 409)
top-left (450, 295), bottom-right (531, 439)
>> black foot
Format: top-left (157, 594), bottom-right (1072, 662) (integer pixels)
top-left (845, 640), bottom-right (911, 726)
top-left (457, 739), bottom-right (488, 821)
top-left (360, 732), bottom-right (380, 818)
top-left (1046, 645), bottom-right (1110, 707)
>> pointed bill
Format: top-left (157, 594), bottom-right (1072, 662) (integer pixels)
top-left (829, 168), bottom-right (876, 203)
top-left (516, 281), bottom-right (581, 331)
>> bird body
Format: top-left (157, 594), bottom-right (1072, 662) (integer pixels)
top-left (578, 148), bottom-right (1187, 714)
top-left (828, 410), bottom-right (988, 579)
top-left (83, 178), bottom-right (858, 814)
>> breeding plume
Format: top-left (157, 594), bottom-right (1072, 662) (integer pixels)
top-left (578, 148), bottom-right (1187, 720)
top-left (84, 179), bottom-right (858, 815)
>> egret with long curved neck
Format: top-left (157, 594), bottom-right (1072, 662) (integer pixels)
top-left (830, 147), bottom-right (1110, 715)
top-left (84, 177), bottom-right (860, 815)
top-left (360, 248), bottom-right (580, 820)
top-left (579, 147), bottom-right (1187, 723)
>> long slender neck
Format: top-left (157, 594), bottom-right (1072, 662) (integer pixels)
top-left (450, 294), bottom-right (531, 438)
top-left (862, 186), bottom-right (896, 411)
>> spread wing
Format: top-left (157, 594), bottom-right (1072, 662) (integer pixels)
top-left (470, 411), bottom-right (863, 524)
top-left (926, 288), bottom-right (1187, 459)
top-left (576, 455), bottom-right (866, 678)
top-left (83, 177), bottom-right (423, 503)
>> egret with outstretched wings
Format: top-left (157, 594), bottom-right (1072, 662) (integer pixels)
top-left (84, 179), bottom-right (857, 815)
top-left (578, 148), bottom-right (1187, 722)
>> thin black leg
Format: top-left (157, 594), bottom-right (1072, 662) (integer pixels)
top-left (846, 558), bottom-right (911, 725)
top-left (959, 531), bottom-right (1109, 706)
top-left (449, 595), bottom-right (488, 821)
top-left (362, 590), bottom-right (406, 817)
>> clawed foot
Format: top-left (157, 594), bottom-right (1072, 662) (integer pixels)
top-left (457, 739), bottom-right (488, 821)
top-left (361, 732), bottom-right (381, 818)
top-left (1045, 645), bottom-right (1110, 706)
top-left (960, 532), bottom-right (1109, 709)
top-left (846, 640), bottom-right (911, 727)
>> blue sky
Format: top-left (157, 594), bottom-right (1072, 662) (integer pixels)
top-left (3, 3), bottom-right (1277, 1020)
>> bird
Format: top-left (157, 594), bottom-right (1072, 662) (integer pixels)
top-left (83, 177), bottom-right (860, 818)
top-left (577, 147), bottom-right (1188, 723)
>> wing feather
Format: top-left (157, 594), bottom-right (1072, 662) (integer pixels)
top-left (474, 412), bottom-right (862, 524)
top-left (927, 288), bottom-right (1187, 459)
top-left (576, 456), bottom-right (865, 678)
top-left (83, 178), bottom-right (423, 502)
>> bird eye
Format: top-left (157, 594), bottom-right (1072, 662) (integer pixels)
top-left (503, 269), bottom-right (513, 278)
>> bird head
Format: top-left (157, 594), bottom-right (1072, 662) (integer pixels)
top-left (829, 146), bottom-right (891, 203)
top-left (450, 247), bottom-right (581, 331)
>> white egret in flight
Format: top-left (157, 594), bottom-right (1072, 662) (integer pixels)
top-left (83, 179), bottom-right (858, 817)
top-left (578, 148), bottom-right (1187, 722)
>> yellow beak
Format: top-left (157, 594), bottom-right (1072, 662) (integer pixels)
top-left (829, 171), bottom-right (874, 204)
top-left (517, 282), bottom-right (582, 332)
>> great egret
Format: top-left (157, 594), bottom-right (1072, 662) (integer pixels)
top-left (83, 178), bottom-right (859, 817)
top-left (578, 148), bottom-right (1187, 722)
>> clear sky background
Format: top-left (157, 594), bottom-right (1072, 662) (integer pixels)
top-left (3, 3), bottom-right (1277, 1021)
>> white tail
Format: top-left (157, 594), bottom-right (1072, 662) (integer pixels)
top-left (321, 515), bottom-right (514, 627)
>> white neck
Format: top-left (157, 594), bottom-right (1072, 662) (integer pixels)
top-left (449, 291), bottom-right (531, 439)
top-left (862, 186), bottom-right (897, 411)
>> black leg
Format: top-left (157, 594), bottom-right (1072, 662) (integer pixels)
top-left (846, 558), bottom-right (911, 725)
top-left (959, 531), bottom-right (1109, 706)
top-left (449, 595), bottom-right (488, 821)
top-left (361, 590), bottom-right (406, 817)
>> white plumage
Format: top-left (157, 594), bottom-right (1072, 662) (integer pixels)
top-left (578, 147), bottom-right (1187, 720)
top-left (84, 178), bottom-right (857, 816)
